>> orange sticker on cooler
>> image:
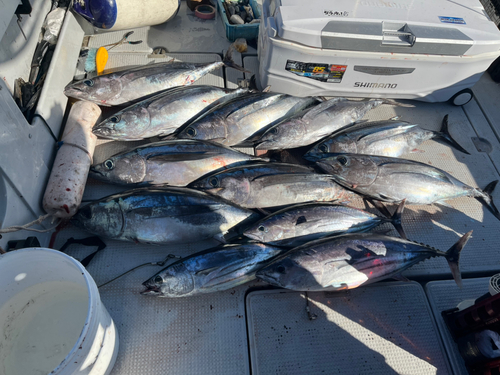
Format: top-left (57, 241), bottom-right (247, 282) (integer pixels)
top-left (285, 60), bottom-right (347, 83)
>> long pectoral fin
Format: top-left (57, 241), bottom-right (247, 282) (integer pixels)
top-left (146, 151), bottom-right (221, 162)
top-left (356, 124), bottom-right (416, 144)
top-left (379, 163), bottom-right (454, 184)
top-left (392, 273), bottom-right (411, 282)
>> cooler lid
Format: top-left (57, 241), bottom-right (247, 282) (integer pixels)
top-left (270, 0), bottom-right (500, 55)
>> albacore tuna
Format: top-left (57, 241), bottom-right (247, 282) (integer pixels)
top-left (255, 98), bottom-right (412, 150)
top-left (89, 139), bottom-right (267, 186)
top-left (64, 47), bottom-right (247, 106)
top-left (141, 243), bottom-right (285, 297)
top-left (305, 115), bottom-right (469, 158)
top-left (92, 86), bottom-right (248, 140)
top-left (243, 200), bottom-right (407, 248)
top-left (176, 93), bottom-right (319, 146)
top-left (71, 187), bottom-right (258, 244)
top-left (188, 162), bottom-right (357, 208)
top-left (315, 154), bottom-right (500, 221)
top-left (256, 231), bottom-right (472, 291)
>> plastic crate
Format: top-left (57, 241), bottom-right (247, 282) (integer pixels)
top-left (441, 293), bottom-right (500, 374)
top-left (442, 292), bottom-right (500, 340)
top-left (217, 0), bottom-right (261, 42)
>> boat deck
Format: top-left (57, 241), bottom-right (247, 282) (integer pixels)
top-left (25, 2), bottom-right (500, 374)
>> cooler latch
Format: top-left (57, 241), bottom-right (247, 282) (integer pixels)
top-left (382, 22), bottom-right (416, 47)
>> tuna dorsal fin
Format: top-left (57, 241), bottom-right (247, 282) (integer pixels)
top-left (433, 114), bottom-right (470, 155)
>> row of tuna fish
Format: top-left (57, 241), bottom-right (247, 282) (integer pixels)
top-left (64, 56), bottom-right (495, 297)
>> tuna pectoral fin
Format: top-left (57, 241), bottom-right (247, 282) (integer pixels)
top-left (435, 200), bottom-right (453, 209)
top-left (476, 180), bottom-right (500, 221)
top-left (380, 99), bottom-right (414, 108)
top-left (146, 151), bottom-right (221, 162)
top-left (392, 273), bottom-right (410, 282)
top-left (223, 45), bottom-right (251, 73)
top-left (445, 230), bottom-right (473, 288)
top-left (434, 114), bottom-right (470, 155)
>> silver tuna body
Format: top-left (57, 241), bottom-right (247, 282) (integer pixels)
top-left (306, 115), bottom-right (469, 158)
top-left (256, 232), bottom-right (472, 291)
top-left (89, 139), bottom-right (267, 186)
top-left (243, 203), bottom-right (396, 247)
top-left (188, 163), bottom-right (356, 208)
top-left (176, 93), bottom-right (319, 146)
top-left (141, 243), bottom-right (285, 297)
top-left (92, 86), bottom-right (248, 140)
top-left (306, 120), bottom-right (429, 158)
top-left (71, 187), bottom-right (257, 244)
top-left (255, 98), bottom-right (387, 150)
top-left (315, 154), bottom-right (492, 206)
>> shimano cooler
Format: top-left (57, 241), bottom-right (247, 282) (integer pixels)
top-left (257, 0), bottom-right (500, 103)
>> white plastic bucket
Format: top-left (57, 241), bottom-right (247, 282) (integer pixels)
top-left (0, 248), bottom-right (119, 375)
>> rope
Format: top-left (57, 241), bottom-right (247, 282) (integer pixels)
top-left (98, 254), bottom-right (181, 288)
top-left (0, 213), bottom-right (60, 235)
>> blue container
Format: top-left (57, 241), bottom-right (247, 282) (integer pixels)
top-left (73, 0), bottom-right (180, 30)
top-left (217, 0), bottom-right (261, 42)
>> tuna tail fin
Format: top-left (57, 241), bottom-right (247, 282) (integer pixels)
top-left (223, 45), bottom-right (251, 73)
top-left (476, 180), bottom-right (500, 221)
top-left (434, 114), bottom-right (470, 154)
top-left (445, 230), bottom-right (473, 288)
top-left (390, 199), bottom-right (407, 240)
top-left (380, 99), bottom-right (414, 108)
top-left (369, 199), bottom-right (407, 239)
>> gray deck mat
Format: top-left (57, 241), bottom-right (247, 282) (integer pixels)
top-left (425, 278), bottom-right (493, 375)
top-left (246, 284), bottom-right (452, 374)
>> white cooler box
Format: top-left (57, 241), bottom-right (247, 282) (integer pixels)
top-left (257, 0), bottom-right (500, 103)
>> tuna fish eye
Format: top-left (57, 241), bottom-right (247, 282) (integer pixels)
top-left (186, 127), bottom-right (197, 137)
top-left (258, 225), bottom-right (266, 232)
top-left (276, 265), bottom-right (286, 274)
top-left (338, 156), bottom-right (348, 166)
top-left (318, 144), bottom-right (328, 153)
top-left (104, 160), bottom-right (114, 170)
top-left (270, 127), bottom-right (279, 135)
top-left (109, 115), bottom-right (120, 123)
top-left (209, 177), bottom-right (219, 187)
top-left (83, 79), bottom-right (94, 87)
top-left (154, 276), bottom-right (163, 284)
